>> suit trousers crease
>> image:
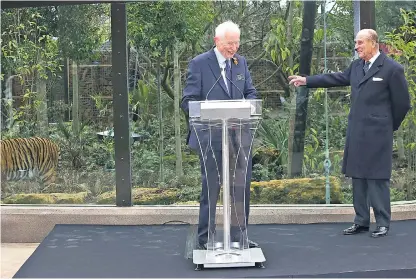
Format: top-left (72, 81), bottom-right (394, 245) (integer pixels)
top-left (197, 136), bottom-right (251, 245)
top-left (352, 178), bottom-right (391, 228)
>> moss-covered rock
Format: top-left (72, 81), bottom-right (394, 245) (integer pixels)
top-left (96, 187), bottom-right (179, 205)
top-left (41, 183), bottom-right (90, 194)
top-left (173, 201), bottom-right (199, 205)
top-left (96, 190), bottom-right (116, 204)
top-left (133, 187), bottom-right (178, 205)
top-left (168, 177), bottom-right (343, 205)
top-left (54, 192), bottom-right (90, 204)
top-left (250, 176), bottom-right (343, 204)
top-left (4, 177), bottom-right (342, 205)
top-left (3, 192), bottom-right (90, 204)
top-left (3, 194), bottom-right (55, 204)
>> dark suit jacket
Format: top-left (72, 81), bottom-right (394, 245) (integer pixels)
top-left (306, 52), bottom-right (410, 179)
top-left (181, 49), bottom-right (258, 151)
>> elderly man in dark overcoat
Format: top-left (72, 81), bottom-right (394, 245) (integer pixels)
top-left (289, 29), bottom-right (411, 238)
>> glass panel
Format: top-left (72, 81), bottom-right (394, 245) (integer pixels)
top-left (1, 4), bottom-right (115, 205)
top-left (3, 1), bottom-right (413, 207)
top-left (125, 0), bottom-right (415, 208)
top-left (189, 100), bottom-right (261, 262)
top-left (377, 1), bottom-right (416, 202)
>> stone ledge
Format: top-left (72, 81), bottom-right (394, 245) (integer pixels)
top-left (2, 202), bottom-right (416, 243)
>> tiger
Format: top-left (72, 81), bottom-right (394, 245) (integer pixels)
top-left (1, 137), bottom-right (61, 186)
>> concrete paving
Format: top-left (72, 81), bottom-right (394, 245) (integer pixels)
top-left (1, 243), bottom-right (38, 278)
top-left (3, 202), bottom-right (416, 242)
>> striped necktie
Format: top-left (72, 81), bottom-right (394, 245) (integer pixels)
top-left (363, 61), bottom-right (371, 74)
top-left (225, 59), bottom-right (232, 96)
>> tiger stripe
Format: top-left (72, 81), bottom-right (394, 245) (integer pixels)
top-left (0, 137), bottom-right (61, 185)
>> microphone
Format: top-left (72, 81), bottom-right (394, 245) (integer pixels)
top-left (205, 66), bottom-right (225, 100)
top-left (224, 73), bottom-right (245, 100)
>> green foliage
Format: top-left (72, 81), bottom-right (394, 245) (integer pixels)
top-left (53, 120), bottom-right (94, 169)
top-left (128, 1), bottom-right (214, 57)
top-left (254, 105), bottom-right (291, 180)
top-left (385, 10), bottom-right (416, 128)
top-left (385, 9), bottom-right (416, 198)
top-left (303, 88), bottom-right (349, 176)
top-left (1, 9), bottom-right (61, 136)
top-left (163, 153), bottom-right (199, 164)
top-left (252, 163), bottom-right (272, 182)
top-left (265, 15), bottom-right (301, 75)
top-left (129, 79), bottom-right (158, 130)
top-left (324, 1), bottom-right (354, 55)
top-left (1, 9), bottom-right (61, 79)
top-left (168, 174), bottom-right (201, 202)
top-left (376, 1), bottom-right (416, 41)
top-left (56, 4), bottom-right (109, 61)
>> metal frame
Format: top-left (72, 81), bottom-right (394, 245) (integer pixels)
top-left (1, 1), bottom-right (122, 9)
top-left (111, 3), bottom-right (132, 206)
top-left (359, 1), bottom-right (376, 30)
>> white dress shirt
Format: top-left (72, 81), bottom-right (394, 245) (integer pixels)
top-left (367, 51), bottom-right (380, 70)
top-left (214, 47), bottom-right (230, 92)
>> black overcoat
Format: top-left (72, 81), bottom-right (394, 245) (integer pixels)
top-left (306, 52), bottom-right (410, 179)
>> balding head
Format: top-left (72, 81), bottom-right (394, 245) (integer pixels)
top-left (357, 29), bottom-right (379, 44)
top-left (355, 29), bottom-right (379, 61)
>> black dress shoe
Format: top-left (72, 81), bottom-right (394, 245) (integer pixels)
top-left (196, 243), bottom-right (207, 250)
top-left (371, 226), bottom-right (389, 238)
top-left (343, 224), bottom-right (369, 235)
top-left (248, 239), bottom-right (259, 248)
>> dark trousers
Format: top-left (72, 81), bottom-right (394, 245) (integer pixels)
top-left (352, 178), bottom-right (391, 228)
top-left (197, 146), bottom-right (252, 245)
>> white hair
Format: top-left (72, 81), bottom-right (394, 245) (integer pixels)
top-left (215, 21), bottom-right (240, 38)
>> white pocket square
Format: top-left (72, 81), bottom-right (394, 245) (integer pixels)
top-left (373, 77), bottom-right (383, 81)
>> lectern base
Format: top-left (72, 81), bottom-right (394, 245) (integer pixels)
top-left (193, 247), bottom-right (266, 270)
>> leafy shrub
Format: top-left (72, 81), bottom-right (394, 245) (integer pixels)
top-left (250, 176), bottom-right (343, 204)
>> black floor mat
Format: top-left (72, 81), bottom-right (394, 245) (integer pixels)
top-left (14, 221), bottom-right (416, 278)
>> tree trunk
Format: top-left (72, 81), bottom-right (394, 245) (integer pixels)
top-left (157, 56), bottom-right (164, 181)
top-left (63, 58), bottom-right (70, 121)
top-left (173, 43), bottom-right (183, 176)
top-left (36, 74), bottom-right (48, 137)
top-left (286, 1), bottom-right (295, 72)
top-left (286, 1), bottom-right (296, 175)
top-left (72, 61), bottom-right (80, 136)
top-left (287, 1), bottom-right (317, 177)
top-left (4, 73), bottom-right (15, 129)
top-left (314, 2), bottom-right (325, 73)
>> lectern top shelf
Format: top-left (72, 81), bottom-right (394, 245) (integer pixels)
top-left (189, 99), bottom-right (262, 120)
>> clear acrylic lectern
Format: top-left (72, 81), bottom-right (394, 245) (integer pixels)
top-left (189, 99), bottom-right (266, 270)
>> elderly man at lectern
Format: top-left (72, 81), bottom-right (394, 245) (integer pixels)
top-left (181, 21), bottom-right (259, 250)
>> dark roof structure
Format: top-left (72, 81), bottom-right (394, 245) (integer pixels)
top-left (1, 1), bottom-right (122, 9)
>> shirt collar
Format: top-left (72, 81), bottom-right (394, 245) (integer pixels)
top-left (214, 47), bottom-right (228, 65)
top-left (368, 51), bottom-right (380, 65)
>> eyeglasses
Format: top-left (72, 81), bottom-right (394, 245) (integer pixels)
top-left (223, 41), bottom-right (240, 47)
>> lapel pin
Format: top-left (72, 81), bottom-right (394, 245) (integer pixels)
top-left (232, 57), bottom-right (238, 65)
